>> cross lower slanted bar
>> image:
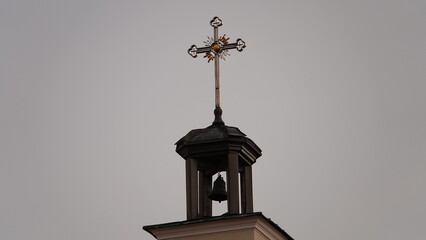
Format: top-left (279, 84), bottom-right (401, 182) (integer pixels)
top-left (188, 17), bottom-right (246, 112)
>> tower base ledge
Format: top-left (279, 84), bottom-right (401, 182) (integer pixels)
top-left (143, 212), bottom-right (294, 240)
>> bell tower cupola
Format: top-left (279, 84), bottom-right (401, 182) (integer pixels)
top-left (175, 114), bottom-right (262, 219)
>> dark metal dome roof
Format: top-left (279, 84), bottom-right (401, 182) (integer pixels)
top-left (175, 107), bottom-right (262, 165)
top-left (175, 123), bottom-right (261, 166)
top-left (178, 124), bottom-right (246, 144)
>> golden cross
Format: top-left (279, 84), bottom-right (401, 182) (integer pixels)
top-left (188, 17), bottom-right (246, 110)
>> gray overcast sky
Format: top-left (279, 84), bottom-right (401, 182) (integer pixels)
top-left (1, 1), bottom-right (425, 240)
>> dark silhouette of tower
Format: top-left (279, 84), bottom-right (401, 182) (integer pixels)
top-left (143, 17), bottom-right (294, 240)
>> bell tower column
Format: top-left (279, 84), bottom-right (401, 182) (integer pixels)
top-left (227, 153), bottom-right (240, 214)
top-left (185, 158), bottom-right (198, 220)
top-left (199, 171), bottom-right (212, 217)
top-left (241, 165), bottom-right (253, 213)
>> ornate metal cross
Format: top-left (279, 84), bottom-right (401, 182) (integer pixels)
top-left (188, 16), bottom-right (246, 111)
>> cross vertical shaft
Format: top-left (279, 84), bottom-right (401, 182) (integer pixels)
top-left (213, 25), bottom-right (220, 108)
top-left (214, 55), bottom-right (220, 108)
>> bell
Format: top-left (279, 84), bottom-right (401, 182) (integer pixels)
top-left (209, 174), bottom-right (227, 203)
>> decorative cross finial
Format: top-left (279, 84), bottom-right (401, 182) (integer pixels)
top-left (188, 17), bottom-right (246, 125)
